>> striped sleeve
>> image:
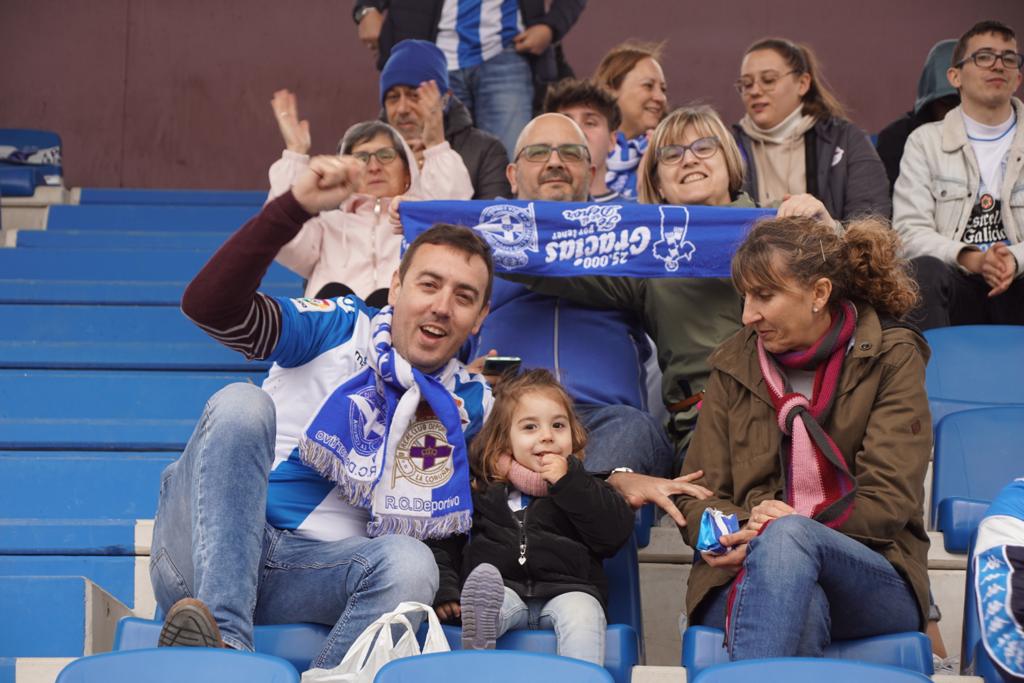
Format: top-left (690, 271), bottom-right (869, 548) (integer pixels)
top-left (181, 191), bottom-right (313, 360)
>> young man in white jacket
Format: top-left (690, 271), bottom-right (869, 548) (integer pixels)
top-left (894, 20), bottom-right (1024, 329)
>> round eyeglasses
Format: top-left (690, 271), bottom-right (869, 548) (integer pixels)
top-left (352, 147), bottom-right (400, 165)
top-left (734, 70), bottom-right (798, 95)
top-left (656, 137), bottom-right (721, 165)
top-left (515, 143), bottom-right (591, 164)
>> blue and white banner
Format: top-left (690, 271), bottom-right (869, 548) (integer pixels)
top-left (401, 200), bottom-right (775, 279)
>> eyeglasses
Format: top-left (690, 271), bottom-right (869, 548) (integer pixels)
top-left (955, 49), bottom-right (1024, 70)
top-left (352, 147), bottom-right (400, 165)
top-left (656, 137), bottom-right (721, 165)
top-left (734, 70), bottom-right (798, 95)
top-left (515, 143), bottom-right (591, 164)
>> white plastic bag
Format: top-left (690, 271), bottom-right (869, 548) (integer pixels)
top-left (300, 601), bottom-right (450, 683)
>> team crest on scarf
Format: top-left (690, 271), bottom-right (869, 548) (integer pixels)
top-left (653, 206), bottom-right (696, 272)
top-left (477, 203), bottom-right (538, 269)
top-left (347, 384), bottom-right (387, 456)
top-left (394, 417), bottom-right (455, 488)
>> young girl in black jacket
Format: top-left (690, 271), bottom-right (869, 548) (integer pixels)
top-left (429, 369), bottom-right (635, 665)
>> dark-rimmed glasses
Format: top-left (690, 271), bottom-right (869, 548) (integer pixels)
top-left (955, 50), bottom-right (1024, 70)
top-left (656, 137), bottom-right (721, 165)
top-left (734, 70), bottom-right (798, 95)
top-left (515, 143), bottom-right (591, 164)
top-left (352, 147), bottom-right (400, 165)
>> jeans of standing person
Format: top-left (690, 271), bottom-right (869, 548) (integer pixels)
top-left (909, 255), bottom-right (1024, 329)
top-left (447, 46), bottom-right (533, 160)
top-left (693, 515), bottom-right (920, 660)
top-left (497, 587), bottom-right (607, 665)
top-left (149, 383), bottom-right (438, 668)
top-left (575, 403), bottom-right (675, 478)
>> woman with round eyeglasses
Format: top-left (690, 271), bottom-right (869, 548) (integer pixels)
top-left (267, 91), bottom-right (473, 306)
top-left (733, 38), bottom-right (890, 221)
top-left (594, 41), bottom-right (669, 200)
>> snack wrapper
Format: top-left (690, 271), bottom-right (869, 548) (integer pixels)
top-left (696, 507), bottom-right (740, 555)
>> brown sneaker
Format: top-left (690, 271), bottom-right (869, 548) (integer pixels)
top-left (158, 598), bottom-right (225, 648)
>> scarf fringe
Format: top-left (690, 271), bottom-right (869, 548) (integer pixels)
top-left (298, 439), bottom-right (375, 507)
top-left (367, 509), bottom-right (473, 540)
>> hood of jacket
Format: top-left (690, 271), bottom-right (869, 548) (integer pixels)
top-left (914, 39), bottom-right (958, 115)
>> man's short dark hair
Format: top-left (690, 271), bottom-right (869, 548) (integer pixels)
top-left (953, 20), bottom-right (1017, 66)
top-left (399, 224), bottom-right (494, 305)
top-left (543, 78), bottom-right (622, 132)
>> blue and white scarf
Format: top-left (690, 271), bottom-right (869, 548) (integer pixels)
top-left (401, 200), bottom-right (773, 279)
top-left (298, 306), bottom-right (474, 539)
top-left (605, 132), bottom-right (649, 199)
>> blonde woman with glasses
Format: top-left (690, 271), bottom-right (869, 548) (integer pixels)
top-left (732, 38), bottom-right (890, 221)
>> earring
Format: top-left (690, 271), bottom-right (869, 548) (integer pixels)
top-left (812, 306), bottom-right (819, 313)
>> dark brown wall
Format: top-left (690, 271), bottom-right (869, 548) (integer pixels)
top-left (2, 1), bottom-right (1022, 190)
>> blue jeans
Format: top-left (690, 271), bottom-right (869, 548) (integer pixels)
top-left (149, 383), bottom-right (439, 668)
top-left (498, 587), bottom-right (606, 665)
top-left (448, 47), bottom-right (533, 159)
top-left (575, 403), bottom-right (675, 478)
top-left (694, 515), bottom-right (920, 659)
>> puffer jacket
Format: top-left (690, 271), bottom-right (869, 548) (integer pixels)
top-left (429, 455), bottom-right (635, 607)
top-left (893, 99), bottom-right (1024, 277)
top-left (266, 126), bottom-right (472, 298)
top-left (734, 116), bottom-right (891, 220)
top-left (675, 303), bottom-right (932, 629)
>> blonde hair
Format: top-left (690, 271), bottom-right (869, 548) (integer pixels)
top-left (732, 216), bottom-right (919, 318)
top-left (470, 369), bottom-right (587, 489)
top-left (636, 105), bottom-right (746, 205)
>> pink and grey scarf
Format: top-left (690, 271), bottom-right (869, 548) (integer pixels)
top-left (756, 300), bottom-right (858, 528)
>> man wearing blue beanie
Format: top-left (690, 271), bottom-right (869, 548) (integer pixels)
top-left (355, 1), bottom-right (587, 159)
top-left (380, 39), bottom-right (511, 200)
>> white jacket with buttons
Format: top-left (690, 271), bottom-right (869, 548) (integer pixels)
top-left (893, 98), bottom-right (1024, 277)
top-left (267, 132), bottom-right (473, 299)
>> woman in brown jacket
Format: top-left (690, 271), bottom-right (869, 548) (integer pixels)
top-left (676, 215), bottom-right (931, 660)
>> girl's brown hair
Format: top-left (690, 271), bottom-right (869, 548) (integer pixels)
top-left (744, 38), bottom-right (846, 121)
top-left (470, 369), bottom-right (587, 488)
top-left (636, 105), bottom-right (746, 205)
top-left (731, 217), bottom-right (919, 319)
top-left (594, 41), bottom-right (665, 92)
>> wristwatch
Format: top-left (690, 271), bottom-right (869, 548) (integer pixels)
top-left (353, 5), bottom-right (380, 24)
top-left (610, 467), bottom-right (634, 475)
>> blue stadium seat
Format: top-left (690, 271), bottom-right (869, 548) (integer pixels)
top-left (681, 626), bottom-right (932, 678)
top-left (77, 188), bottom-right (265, 206)
top-left (0, 370), bottom-right (264, 451)
top-left (375, 650), bottom-right (614, 682)
top-left (0, 128), bottom-right (62, 188)
top-left (0, 305), bottom-right (269, 371)
top-left (47, 204), bottom-right (257, 231)
top-left (689, 657), bottom-right (931, 682)
top-left (115, 618), bottom-right (330, 673)
top-left (931, 407), bottom-right (1024, 552)
top-left (56, 647), bottom-right (298, 683)
top-left (0, 576), bottom-right (119, 657)
top-left (17, 229), bottom-right (230, 251)
top-left (924, 326), bottom-right (1024, 426)
top-left (0, 556), bottom-right (139, 608)
top-left (0, 166), bottom-right (44, 197)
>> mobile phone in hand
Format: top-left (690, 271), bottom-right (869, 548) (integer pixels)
top-left (482, 356), bottom-right (522, 376)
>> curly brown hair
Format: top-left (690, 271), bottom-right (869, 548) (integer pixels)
top-left (470, 369), bottom-right (587, 490)
top-left (731, 216), bottom-right (919, 319)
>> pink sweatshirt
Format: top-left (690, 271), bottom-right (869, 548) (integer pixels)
top-left (267, 132), bottom-right (473, 299)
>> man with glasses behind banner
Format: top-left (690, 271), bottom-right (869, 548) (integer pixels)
top-left (477, 112), bottom-right (679, 487)
top-left (895, 20), bottom-right (1024, 328)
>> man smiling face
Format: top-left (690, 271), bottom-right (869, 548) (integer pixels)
top-left (388, 242), bottom-right (491, 374)
top-left (506, 113), bottom-right (595, 202)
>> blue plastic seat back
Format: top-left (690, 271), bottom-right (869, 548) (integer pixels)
top-left (47, 204), bottom-right (257, 231)
top-left (0, 128), bottom-right (62, 180)
top-left (56, 647), bottom-right (298, 682)
top-left (690, 657), bottom-right (931, 683)
top-left (114, 618), bottom-right (330, 672)
top-left (603, 533), bottom-right (643, 651)
top-left (925, 326), bottom-right (1024, 426)
top-left (0, 166), bottom-right (44, 197)
top-left (962, 531), bottom-right (982, 674)
top-left (375, 650), bottom-right (614, 682)
top-left (931, 407), bottom-right (1024, 533)
top-left (78, 188), bottom-right (265, 206)
top-left (682, 626), bottom-right (932, 678)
